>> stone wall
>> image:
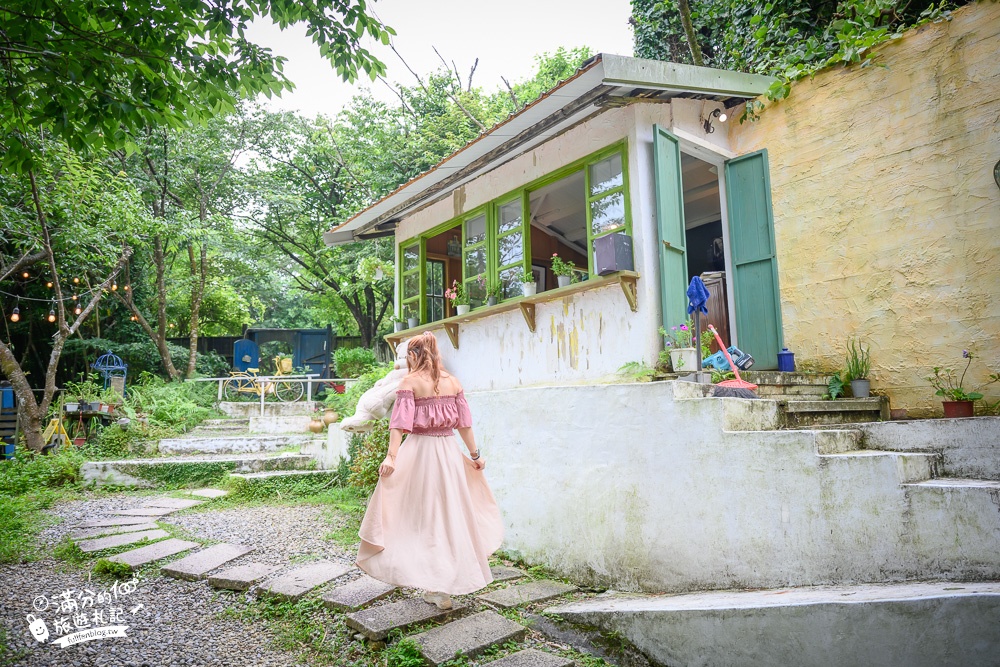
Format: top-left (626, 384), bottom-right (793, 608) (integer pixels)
top-left (729, 2), bottom-right (1000, 415)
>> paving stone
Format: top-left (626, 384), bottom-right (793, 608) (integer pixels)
top-left (76, 529), bottom-right (170, 553)
top-left (481, 649), bottom-right (575, 667)
top-left (108, 538), bottom-right (199, 569)
top-left (114, 507), bottom-right (178, 517)
top-left (77, 516), bottom-right (159, 528)
top-left (68, 523), bottom-right (160, 540)
top-left (346, 598), bottom-right (467, 641)
top-left (257, 560), bottom-right (353, 601)
top-left (188, 488), bottom-right (228, 498)
top-left (411, 611), bottom-right (527, 665)
top-left (161, 543), bottom-right (254, 581)
top-left (142, 497), bottom-right (205, 510)
top-left (321, 574), bottom-right (396, 611)
top-left (208, 562), bottom-right (282, 591)
top-left (491, 566), bottom-right (527, 583)
top-left (478, 580), bottom-right (578, 609)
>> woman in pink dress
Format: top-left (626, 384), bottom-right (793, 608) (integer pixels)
top-left (356, 333), bottom-right (504, 609)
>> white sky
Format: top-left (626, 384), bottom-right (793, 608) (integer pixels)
top-left (245, 0), bottom-right (635, 119)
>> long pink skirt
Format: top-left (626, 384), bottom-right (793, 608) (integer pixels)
top-left (356, 433), bottom-right (504, 595)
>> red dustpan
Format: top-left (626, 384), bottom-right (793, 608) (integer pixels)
top-left (707, 325), bottom-right (758, 391)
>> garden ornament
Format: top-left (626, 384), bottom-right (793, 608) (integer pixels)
top-left (339, 338), bottom-right (412, 433)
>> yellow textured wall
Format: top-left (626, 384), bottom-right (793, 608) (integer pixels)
top-left (730, 2), bottom-right (1000, 415)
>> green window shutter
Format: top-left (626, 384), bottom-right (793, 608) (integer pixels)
top-left (494, 196), bottom-right (528, 300)
top-left (462, 210), bottom-right (489, 307)
top-left (725, 149), bottom-right (783, 369)
top-left (652, 125), bottom-right (688, 332)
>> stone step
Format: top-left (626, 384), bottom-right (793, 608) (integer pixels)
top-left (478, 580), bottom-right (578, 609)
top-left (546, 581), bottom-right (1000, 667)
top-left (158, 433), bottom-right (314, 455)
top-left (818, 450), bottom-right (941, 483)
top-left (208, 562), bottom-right (282, 591)
top-left (142, 497), bottom-right (205, 510)
top-left (812, 429), bottom-right (863, 455)
top-left (346, 598), bottom-right (467, 641)
top-left (321, 575), bottom-right (397, 611)
top-left (187, 488), bottom-right (229, 499)
top-left (248, 415), bottom-right (313, 435)
top-left (200, 418), bottom-right (251, 427)
top-left (77, 516), bottom-right (160, 529)
top-left (114, 507), bottom-right (178, 517)
top-left (481, 649), bottom-right (575, 667)
top-left (76, 528), bottom-right (170, 553)
top-left (903, 478), bottom-right (1000, 571)
top-left (219, 401), bottom-right (320, 418)
top-left (410, 610), bottom-right (528, 666)
top-left (108, 538), bottom-right (200, 570)
top-left (161, 543), bottom-right (254, 581)
top-left (781, 397), bottom-right (888, 427)
top-left (491, 565), bottom-right (528, 583)
top-left (69, 523), bottom-right (160, 540)
top-left (229, 469), bottom-right (335, 481)
top-left (257, 560), bottom-right (353, 601)
top-left (81, 452), bottom-right (316, 488)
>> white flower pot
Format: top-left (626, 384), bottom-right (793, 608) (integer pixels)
top-left (407, 317), bottom-right (419, 329)
top-left (456, 304), bottom-right (471, 316)
top-left (393, 321), bottom-right (405, 332)
top-left (557, 275), bottom-right (571, 288)
top-left (522, 282), bottom-right (537, 296)
top-left (851, 379), bottom-right (871, 398)
top-left (669, 347), bottom-right (699, 374)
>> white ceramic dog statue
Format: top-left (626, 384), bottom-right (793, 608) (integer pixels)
top-left (339, 338), bottom-right (411, 433)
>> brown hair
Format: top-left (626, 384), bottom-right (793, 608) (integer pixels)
top-left (406, 333), bottom-right (444, 393)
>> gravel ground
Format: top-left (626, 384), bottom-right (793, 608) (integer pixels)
top-left (0, 493), bottom-right (353, 667)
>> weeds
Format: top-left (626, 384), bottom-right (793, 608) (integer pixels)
top-left (385, 638), bottom-right (424, 667)
top-left (92, 558), bottom-right (133, 580)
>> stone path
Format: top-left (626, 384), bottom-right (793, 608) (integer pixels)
top-left (108, 537), bottom-right (200, 569)
top-left (322, 574), bottom-right (396, 611)
top-left (76, 528), bottom-right (170, 553)
top-left (162, 543), bottom-right (254, 581)
top-left (257, 560), bottom-right (353, 601)
top-left (478, 580), bottom-right (578, 608)
top-left (411, 611), bottom-right (527, 665)
top-left (346, 597), bottom-right (467, 641)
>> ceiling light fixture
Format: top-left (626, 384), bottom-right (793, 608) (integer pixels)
top-left (703, 108), bottom-right (727, 134)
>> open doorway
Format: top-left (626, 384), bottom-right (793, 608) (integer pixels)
top-left (528, 171), bottom-right (589, 291)
top-left (681, 153), bottom-right (730, 352)
top-left (423, 224), bottom-right (463, 322)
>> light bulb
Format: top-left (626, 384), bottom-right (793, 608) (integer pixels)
top-left (123, 285), bottom-right (130, 291)
top-left (111, 283), bottom-right (118, 291)
top-left (10, 308), bottom-right (20, 323)
top-left (74, 304), bottom-right (82, 315)
top-left (46, 281), bottom-right (53, 288)
top-left (130, 315), bottom-right (137, 321)
top-left (73, 277), bottom-right (80, 284)
top-left (47, 309), bottom-right (56, 323)
top-left (718, 112), bottom-right (728, 123)
top-left (72, 294), bottom-right (78, 301)
top-left (21, 271), bottom-right (29, 279)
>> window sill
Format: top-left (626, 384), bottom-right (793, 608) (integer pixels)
top-left (386, 270), bottom-right (639, 351)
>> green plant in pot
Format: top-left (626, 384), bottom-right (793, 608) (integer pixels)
top-left (520, 268), bottom-right (537, 296)
top-left (551, 253), bottom-right (576, 288)
top-left (927, 350), bottom-right (999, 418)
top-left (845, 338), bottom-right (872, 398)
top-left (660, 320), bottom-right (698, 374)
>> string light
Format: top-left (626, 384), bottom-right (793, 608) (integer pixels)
top-left (47, 308), bottom-right (56, 323)
top-left (46, 281), bottom-right (53, 288)
top-left (123, 285), bottom-right (130, 291)
top-left (73, 277), bottom-right (80, 284)
top-left (73, 302), bottom-right (82, 316)
top-left (10, 307), bottom-right (20, 323)
top-left (111, 282), bottom-right (118, 291)
top-left (129, 315), bottom-right (137, 321)
top-left (21, 271), bottom-right (29, 279)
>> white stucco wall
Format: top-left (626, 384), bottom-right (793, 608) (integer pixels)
top-left (395, 100), bottom-right (735, 391)
top-left (468, 383), bottom-right (1000, 593)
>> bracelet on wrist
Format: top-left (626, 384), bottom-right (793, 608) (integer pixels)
top-left (470, 450), bottom-right (480, 460)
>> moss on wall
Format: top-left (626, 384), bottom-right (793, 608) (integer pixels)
top-left (730, 2), bottom-right (1000, 415)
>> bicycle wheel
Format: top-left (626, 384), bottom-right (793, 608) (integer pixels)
top-left (224, 377), bottom-right (257, 402)
top-left (275, 381), bottom-right (304, 403)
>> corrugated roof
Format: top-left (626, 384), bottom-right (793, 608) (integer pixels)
top-left (324, 54), bottom-right (773, 245)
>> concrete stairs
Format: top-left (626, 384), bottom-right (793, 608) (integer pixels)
top-left (737, 371), bottom-right (889, 426)
top-left (80, 451), bottom-right (317, 487)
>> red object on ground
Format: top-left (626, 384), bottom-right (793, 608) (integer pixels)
top-left (942, 401), bottom-right (974, 418)
top-left (707, 325), bottom-right (758, 391)
top-left (334, 383), bottom-right (346, 394)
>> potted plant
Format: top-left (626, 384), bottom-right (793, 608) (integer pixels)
top-left (445, 280), bottom-right (471, 316)
top-left (551, 253), bottom-right (575, 288)
top-left (406, 310), bottom-right (419, 329)
top-left (480, 276), bottom-right (502, 306)
top-left (927, 350), bottom-right (999, 418)
top-left (660, 321), bottom-right (698, 374)
top-left (62, 386), bottom-right (80, 413)
top-left (74, 380), bottom-right (101, 412)
top-left (520, 268), bottom-right (537, 296)
top-left (308, 410), bottom-right (325, 433)
top-left (393, 316), bottom-right (405, 333)
top-left (845, 338), bottom-right (872, 398)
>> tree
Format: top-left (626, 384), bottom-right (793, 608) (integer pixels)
top-left (0, 0), bottom-right (393, 171)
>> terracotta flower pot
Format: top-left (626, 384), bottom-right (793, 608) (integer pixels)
top-left (308, 417), bottom-right (325, 434)
top-left (322, 409), bottom-right (339, 426)
top-left (942, 400), bottom-right (974, 418)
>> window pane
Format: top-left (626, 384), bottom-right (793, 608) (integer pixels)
top-left (464, 246), bottom-right (487, 276)
top-left (404, 272), bottom-right (420, 299)
top-left (589, 153), bottom-right (623, 196)
top-left (465, 214), bottom-right (487, 245)
top-left (428, 297), bottom-right (444, 322)
top-left (498, 200), bottom-right (522, 234)
top-left (591, 191), bottom-right (626, 236)
top-left (426, 261), bottom-right (444, 297)
top-left (498, 231), bottom-right (523, 266)
top-left (402, 244), bottom-right (419, 272)
top-left (403, 302), bottom-right (418, 319)
top-left (499, 266), bottom-right (524, 299)
top-left (466, 277), bottom-right (486, 308)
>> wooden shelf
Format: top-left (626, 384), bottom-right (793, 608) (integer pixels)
top-left (386, 271), bottom-right (639, 352)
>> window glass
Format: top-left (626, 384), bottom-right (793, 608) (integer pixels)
top-left (403, 244), bottom-right (419, 272)
top-left (465, 214), bottom-right (487, 245)
top-left (589, 153), bottom-right (623, 196)
top-left (499, 266), bottom-right (524, 299)
top-left (498, 232), bottom-right (523, 266)
top-left (591, 191), bottom-right (625, 236)
top-left (466, 278), bottom-right (486, 307)
top-left (464, 247), bottom-right (487, 276)
top-left (404, 272), bottom-right (420, 298)
top-left (498, 200), bottom-right (522, 234)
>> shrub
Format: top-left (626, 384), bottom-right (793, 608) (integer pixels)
top-left (334, 346), bottom-right (377, 379)
top-left (347, 419), bottom-right (390, 495)
top-left (325, 363), bottom-right (393, 417)
top-left (119, 373), bottom-right (219, 431)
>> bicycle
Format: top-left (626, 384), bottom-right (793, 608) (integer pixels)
top-left (223, 356), bottom-right (305, 403)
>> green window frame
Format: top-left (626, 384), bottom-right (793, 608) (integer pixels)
top-left (396, 141), bottom-right (630, 322)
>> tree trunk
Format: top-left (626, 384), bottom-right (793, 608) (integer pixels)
top-left (154, 236), bottom-right (182, 380)
top-left (186, 240), bottom-right (207, 378)
top-left (677, 0), bottom-right (705, 66)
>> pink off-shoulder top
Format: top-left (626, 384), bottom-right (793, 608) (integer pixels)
top-left (389, 389), bottom-right (473, 436)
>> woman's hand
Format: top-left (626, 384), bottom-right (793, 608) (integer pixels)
top-left (471, 456), bottom-right (485, 471)
top-left (379, 455), bottom-right (395, 477)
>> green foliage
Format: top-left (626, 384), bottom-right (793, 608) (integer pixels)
top-left (711, 369), bottom-right (736, 384)
top-left (119, 373), bottom-right (219, 430)
top-left (845, 337), bottom-right (871, 381)
top-left (92, 558), bottom-right (134, 580)
top-left (386, 639), bottom-right (425, 667)
top-left (631, 0), bottom-right (961, 109)
top-left (826, 372), bottom-right (846, 400)
top-left (226, 471), bottom-right (340, 502)
top-left (325, 363), bottom-right (393, 417)
top-left (926, 350), bottom-right (999, 402)
top-left (347, 420), bottom-right (390, 495)
top-left (617, 362), bottom-right (656, 382)
top-left (116, 461), bottom-right (238, 489)
top-left (334, 346), bottom-right (378, 379)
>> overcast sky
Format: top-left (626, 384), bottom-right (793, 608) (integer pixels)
top-left (245, 0), bottom-right (635, 119)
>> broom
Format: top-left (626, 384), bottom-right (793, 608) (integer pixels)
top-left (707, 324), bottom-right (758, 392)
